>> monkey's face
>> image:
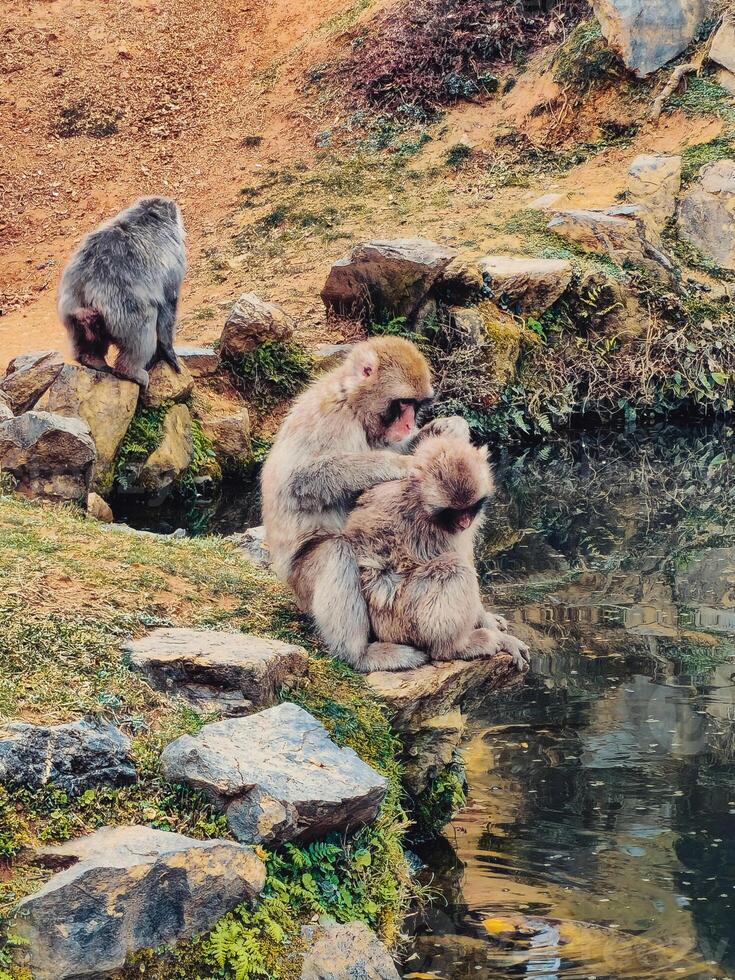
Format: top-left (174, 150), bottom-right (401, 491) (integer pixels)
top-left (412, 436), bottom-right (493, 534)
top-left (344, 337), bottom-right (433, 447)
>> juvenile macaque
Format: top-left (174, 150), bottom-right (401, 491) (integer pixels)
top-left (58, 196), bottom-right (186, 387)
top-left (261, 336), bottom-right (512, 671)
top-left (343, 435), bottom-right (530, 670)
top-left (262, 336), bottom-right (472, 670)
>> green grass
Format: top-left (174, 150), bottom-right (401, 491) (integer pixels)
top-left (0, 495), bottom-right (415, 978)
top-left (681, 134), bottom-right (735, 183)
top-left (224, 341), bottom-right (313, 410)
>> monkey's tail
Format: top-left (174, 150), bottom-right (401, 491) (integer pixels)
top-left (311, 537), bottom-right (371, 668)
top-left (159, 344), bottom-right (182, 374)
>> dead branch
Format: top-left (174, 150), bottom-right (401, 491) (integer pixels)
top-left (648, 63), bottom-right (698, 122)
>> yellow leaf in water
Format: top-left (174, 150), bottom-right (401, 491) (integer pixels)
top-left (484, 916), bottom-right (512, 934)
top-left (404, 974), bottom-right (443, 979)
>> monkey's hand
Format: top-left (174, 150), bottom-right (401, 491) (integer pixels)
top-left (420, 415), bottom-right (471, 442)
top-left (478, 609), bottom-right (509, 632)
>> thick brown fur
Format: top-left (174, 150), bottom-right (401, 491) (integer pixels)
top-left (343, 436), bottom-right (530, 670)
top-left (261, 336), bottom-right (471, 671)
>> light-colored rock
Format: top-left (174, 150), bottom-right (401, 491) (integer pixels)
top-left (717, 68), bottom-right (735, 97)
top-left (0, 394), bottom-right (13, 422)
top-left (161, 702), bottom-right (388, 845)
top-left (529, 192), bottom-right (565, 210)
top-left (400, 710), bottom-right (466, 800)
top-left (220, 293), bottom-right (294, 358)
top-left (366, 656), bottom-right (524, 728)
top-left (710, 14), bottom-right (735, 74)
top-left (229, 525), bottom-right (271, 569)
top-left (678, 159), bottom-right (735, 270)
top-left (46, 364), bottom-right (138, 493)
top-left (592, 0), bottom-right (708, 77)
top-left (200, 409), bottom-right (251, 464)
top-left (0, 411), bottom-right (95, 502)
top-left (548, 207), bottom-right (676, 281)
top-left (313, 343), bottom-right (355, 372)
top-left (138, 404), bottom-right (193, 492)
top-left (124, 627), bottom-right (308, 716)
top-left (141, 360), bottom-right (195, 409)
top-left (86, 491), bottom-right (114, 522)
top-left (627, 154), bottom-right (682, 237)
top-left (321, 238), bottom-right (457, 323)
top-left (0, 350), bottom-right (64, 414)
top-left (449, 306), bottom-right (488, 345)
top-left (176, 345), bottom-right (220, 377)
top-left (478, 256), bottom-right (572, 314)
top-left (300, 921), bottom-right (400, 980)
top-left (13, 826), bottom-right (266, 980)
top-left (0, 718), bottom-right (134, 794)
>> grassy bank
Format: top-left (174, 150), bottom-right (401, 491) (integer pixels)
top-left (0, 495), bottom-right (413, 979)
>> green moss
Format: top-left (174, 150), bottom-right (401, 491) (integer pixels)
top-left (681, 134), bottom-right (735, 183)
top-left (410, 759), bottom-right (466, 838)
top-left (553, 19), bottom-right (623, 92)
top-left (664, 74), bottom-right (735, 123)
top-left (224, 341), bottom-right (313, 410)
top-left (445, 142), bottom-right (473, 169)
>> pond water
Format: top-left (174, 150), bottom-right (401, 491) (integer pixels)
top-left (405, 425), bottom-right (735, 980)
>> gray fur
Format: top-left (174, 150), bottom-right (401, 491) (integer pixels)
top-left (58, 196), bottom-right (186, 387)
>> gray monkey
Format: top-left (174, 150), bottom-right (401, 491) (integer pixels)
top-left (57, 196), bottom-right (186, 387)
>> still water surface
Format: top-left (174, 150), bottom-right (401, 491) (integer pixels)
top-left (407, 426), bottom-right (735, 980)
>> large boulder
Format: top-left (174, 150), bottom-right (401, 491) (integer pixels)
top-left (0, 717), bottom-right (135, 794)
top-left (678, 159), bottom-right (735, 270)
top-left (592, 0), bottom-right (708, 77)
top-left (0, 395), bottom-right (13, 422)
top-left (548, 206), bottom-right (676, 281)
top-left (176, 345), bottom-right (220, 378)
top-left (366, 656), bottom-right (524, 728)
top-left (0, 350), bottom-right (64, 414)
top-left (710, 14), bottom-right (735, 74)
top-left (87, 491), bottom-right (114, 522)
top-left (0, 411), bottom-right (96, 502)
top-left (46, 364), bottom-right (138, 493)
top-left (220, 293), bottom-right (294, 358)
top-left (161, 702), bottom-right (387, 845)
top-left (300, 921), bottom-right (400, 980)
top-left (124, 628), bottom-right (308, 716)
top-left (137, 404), bottom-right (193, 493)
top-left (627, 154), bottom-right (682, 238)
top-left (478, 256), bottom-right (572, 314)
top-left (12, 826), bottom-right (266, 980)
top-left (141, 360), bottom-right (195, 409)
top-left (321, 238), bottom-right (457, 323)
top-left (200, 409), bottom-right (251, 465)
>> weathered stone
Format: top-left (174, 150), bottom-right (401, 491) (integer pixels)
top-left (13, 826), bottom-right (266, 980)
top-left (200, 410), bottom-right (251, 464)
top-left (477, 302), bottom-right (526, 387)
top-left (710, 14), bottom-right (735, 74)
top-left (366, 656), bottom-right (524, 728)
top-left (569, 269), bottom-right (645, 338)
top-left (449, 306), bottom-right (488, 345)
top-left (627, 154), bottom-right (682, 237)
top-left (478, 256), bottom-right (572, 314)
top-left (313, 343), bottom-right (355, 372)
top-left (230, 525), bottom-right (272, 569)
top-left (141, 360), bottom-right (195, 409)
top-left (220, 293), bottom-right (294, 358)
top-left (400, 709), bottom-right (466, 799)
top-left (86, 491), bottom-right (114, 523)
top-left (0, 717), bottom-right (134, 794)
top-left (321, 238), bottom-right (457, 323)
top-left (717, 68), bottom-right (735, 97)
top-left (46, 364), bottom-right (138, 493)
top-left (548, 207), bottom-right (676, 281)
top-left (161, 702), bottom-right (387, 845)
top-left (138, 404), bottom-right (193, 492)
top-left (300, 921), bottom-right (400, 980)
top-left (0, 411), bottom-right (95, 502)
top-left (0, 395), bottom-right (13, 422)
top-left (436, 256), bottom-right (485, 305)
top-left (0, 350), bottom-right (64, 414)
top-left (176, 345), bottom-right (220, 377)
top-left (592, 0), bottom-right (708, 77)
top-left (124, 628), bottom-right (308, 716)
top-left (678, 159), bottom-right (735, 270)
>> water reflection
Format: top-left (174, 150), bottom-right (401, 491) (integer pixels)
top-left (407, 426), bottom-right (735, 980)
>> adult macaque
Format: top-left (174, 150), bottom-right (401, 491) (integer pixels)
top-left (343, 435), bottom-right (530, 670)
top-left (58, 196), bottom-right (186, 387)
top-left (262, 336), bottom-right (506, 671)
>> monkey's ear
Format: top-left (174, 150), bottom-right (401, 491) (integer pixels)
top-left (346, 347), bottom-right (379, 389)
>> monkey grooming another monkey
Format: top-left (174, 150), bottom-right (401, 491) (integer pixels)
top-left (58, 196), bottom-right (186, 387)
top-left (261, 336), bottom-right (511, 671)
top-left (343, 435), bottom-right (530, 671)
